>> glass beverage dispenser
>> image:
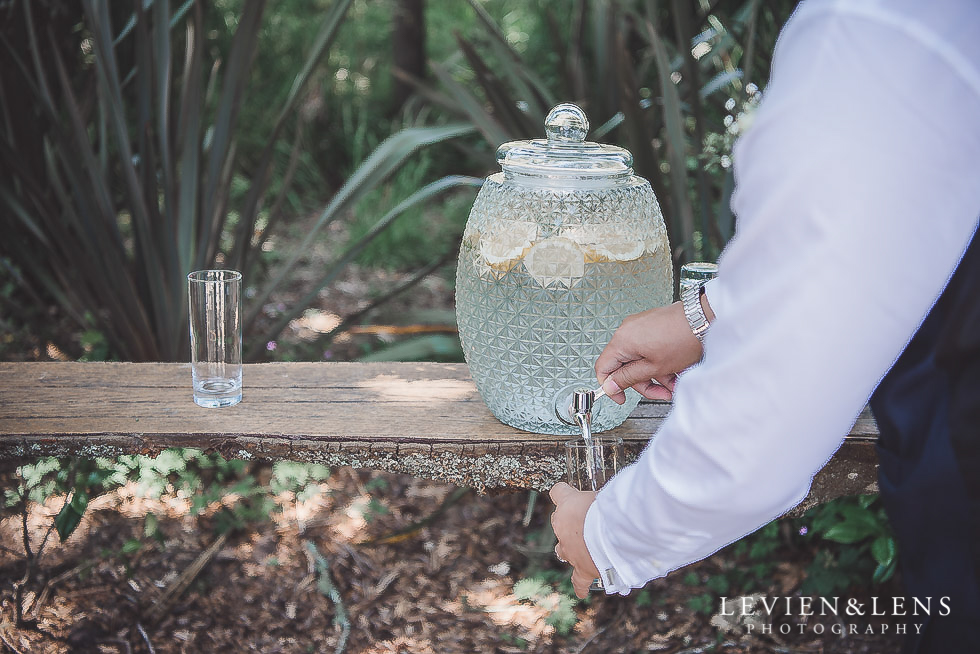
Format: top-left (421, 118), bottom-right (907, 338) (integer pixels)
top-left (456, 104), bottom-right (673, 434)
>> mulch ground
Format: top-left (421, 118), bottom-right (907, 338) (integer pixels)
top-left (1, 467), bottom-right (908, 653)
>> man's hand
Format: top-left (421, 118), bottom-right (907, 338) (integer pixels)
top-left (595, 300), bottom-right (709, 404)
top-left (549, 482), bottom-right (601, 599)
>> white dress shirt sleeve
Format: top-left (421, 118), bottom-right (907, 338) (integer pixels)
top-left (584, 0), bottom-right (980, 594)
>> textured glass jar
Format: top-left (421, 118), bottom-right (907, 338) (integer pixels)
top-left (456, 104), bottom-right (673, 435)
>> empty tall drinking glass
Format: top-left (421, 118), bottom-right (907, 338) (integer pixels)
top-left (188, 270), bottom-right (242, 408)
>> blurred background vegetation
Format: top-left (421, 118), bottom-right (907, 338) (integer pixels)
top-left (1, 0), bottom-right (900, 646)
top-left (1, 0), bottom-right (794, 364)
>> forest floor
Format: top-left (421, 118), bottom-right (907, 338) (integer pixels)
top-left (0, 467), bottom-right (909, 654)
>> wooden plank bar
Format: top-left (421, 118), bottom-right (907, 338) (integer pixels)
top-left (0, 362), bottom-right (878, 505)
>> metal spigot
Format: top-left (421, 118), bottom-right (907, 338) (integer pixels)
top-left (571, 388), bottom-right (595, 450)
top-left (571, 388), bottom-right (595, 417)
top-left (570, 389), bottom-right (601, 491)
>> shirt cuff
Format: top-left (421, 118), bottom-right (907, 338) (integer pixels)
top-left (583, 483), bottom-right (668, 595)
top-left (583, 499), bottom-right (627, 594)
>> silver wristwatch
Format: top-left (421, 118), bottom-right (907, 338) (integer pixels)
top-left (681, 283), bottom-right (710, 344)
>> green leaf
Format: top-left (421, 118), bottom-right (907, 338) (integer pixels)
top-left (429, 62), bottom-right (511, 146)
top-left (871, 535), bottom-right (897, 568)
top-left (175, 4), bottom-right (204, 276)
top-left (873, 557), bottom-right (898, 585)
top-left (144, 511), bottom-right (160, 539)
top-left (121, 538), bottom-right (142, 555)
top-left (0, 188), bottom-right (50, 246)
top-left (54, 491), bottom-right (89, 542)
top-left (705, 575), bottom-right (730, 595)
top-left (822, 522), bottom-right (875, 545)
top-left (858, 494), bottom-right (877, 510)
top-left (591, 112), bottom-right (625, 141)
top-left (699, 69), bottom-right (743, 99)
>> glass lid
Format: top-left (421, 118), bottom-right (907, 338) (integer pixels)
top-left (495, 103), bottom-right (633, 178)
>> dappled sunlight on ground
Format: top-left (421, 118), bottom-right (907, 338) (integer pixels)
top-left (445, 577), bottom-right (555, 640)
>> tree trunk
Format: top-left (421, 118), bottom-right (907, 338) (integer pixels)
top-left (391, 0), bottom-right (426, 114)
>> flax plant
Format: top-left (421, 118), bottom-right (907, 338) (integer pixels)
top-left (0, 0), bottom-right (476, 361)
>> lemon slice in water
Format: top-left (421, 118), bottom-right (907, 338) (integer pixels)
top-left (480, 221), bottom-right (538, 272)
top-left (587, 236), bottom-right (645, 263)
top-left (524, 237), bottom-right (586, 287)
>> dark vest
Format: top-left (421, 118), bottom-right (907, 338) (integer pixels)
top-left (870, 225), bottom-right (980, 652)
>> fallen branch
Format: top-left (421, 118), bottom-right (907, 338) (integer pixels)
top-left (347, 324), bottom-right (458, 335)
top-left (303, 540), bottom-right (350, 654)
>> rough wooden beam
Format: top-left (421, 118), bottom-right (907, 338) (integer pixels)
top-left (0, 362), bottom-right (878, 504)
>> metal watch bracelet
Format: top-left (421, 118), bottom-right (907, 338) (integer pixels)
top-left (681, 283), bottom-right (710, 344)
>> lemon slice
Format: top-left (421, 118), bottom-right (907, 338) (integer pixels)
top-left (480, 221), bottom-right (538, 272)
top-left (524, 237), bottom-right (585, 287)
top-left (588, 236), bottom-right (645, 263)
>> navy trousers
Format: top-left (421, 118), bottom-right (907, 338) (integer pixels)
top-left (870, 226), bottom-right (980, 653)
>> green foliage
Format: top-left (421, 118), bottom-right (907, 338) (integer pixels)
top-left (513, 576), bottom-right (578, 635)
top-left (645, 498), bottom-right (896, 617)
top-left (347, 492), bottom-right (390, 524)
top-left (271, 460), bottom-right (331, 502)
top-left (9, 450), bottom-right (334, 549)
top-left (798, 495), bottom-right (898, 594)
top-left (8, 457), bottom-right (125, 542)
top-left (53, 491), bottom-right (89, 543)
